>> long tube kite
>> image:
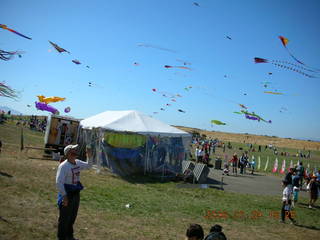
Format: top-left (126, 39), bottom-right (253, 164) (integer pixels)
top-left (0, 82), bottom-right (19, 99)
top-left (0, 49), bottom-right (24, 61)
top-left (264, 91), bottom-right (283, 95)
top-left (279, 36), bottom-right (320, 72)
top-left (236, 109), bottom-right (272, 123)
top-left (35, 102), bottom-right (59, 114)
top-left (0, 24), bottom-right (32, 40)
top-left (37, 95), bottom-right (66, 104)
top-left (137, 43), bottom-right (177, 53)
top-left (254, 57), bottom-right (318, 78)
top-left (164, 65), bottom-right (192, 70)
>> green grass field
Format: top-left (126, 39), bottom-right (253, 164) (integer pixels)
top-left (0, 122), bottom-right (319, 240)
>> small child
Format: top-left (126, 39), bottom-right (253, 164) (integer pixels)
top-left (251, 157), bottom-right (256, 175)
top-left (223, 162), bottom-right (229, 176)
top-left (281, 180), bottom-right (296, 224)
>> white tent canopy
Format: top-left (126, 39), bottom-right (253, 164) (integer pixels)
top-left (80, 110), bottom-right (190, 137)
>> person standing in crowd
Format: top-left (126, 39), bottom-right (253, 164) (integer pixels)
top-left (229, 153), bottom-right (238, 175)
top-left (296, 162), bottom-right (305, 189)
top-left (239, 153), bottom-right (245, 174)
top-left (308, 176), bottom-right (318, 209)
top-left (56, 145), bottom-right (92, 240)
top-left (284, 168), bottom-right (294, 191)
top-left (251, 156), bottom-right (256, 175)
top-left (292, 170), bottom-right (300, 208)
top-left (198, 147), bottom-right (204, 163)
top-left (243, 152), bottom-right (249, 174)
top-left (185, 224), bottom-right (204, 240)
top-left (195, 146), bottom-right (199, 162)
top-left (204, 224), bottom-right (227, 240)
top-left (280, 180), bottom-right (296, 224)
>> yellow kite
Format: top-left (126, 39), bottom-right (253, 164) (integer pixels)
top-left (37, 95), bottom-right (66, 104)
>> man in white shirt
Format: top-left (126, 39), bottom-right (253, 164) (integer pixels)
top-left (56, 144), bottom-right (92, 240)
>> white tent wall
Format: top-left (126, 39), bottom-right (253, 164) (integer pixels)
top-left (77, 110), bottom-right (191, 177)
top-left (78, 127), bottom-right (191, 176)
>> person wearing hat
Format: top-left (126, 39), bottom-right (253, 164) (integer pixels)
top-left (56, 144), bottom-right (92, 240)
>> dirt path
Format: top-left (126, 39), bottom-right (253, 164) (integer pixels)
top-left (208, 168), bottom-right (309, 198)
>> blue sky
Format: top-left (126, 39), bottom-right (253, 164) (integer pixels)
top-left (1, 0), bottom-right (320, 140)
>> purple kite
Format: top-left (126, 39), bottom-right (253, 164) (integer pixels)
top-left (35, 102), bottom-right (59, 114)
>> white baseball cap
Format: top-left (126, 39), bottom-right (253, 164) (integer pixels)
top-left (64, 144), bottom-right (78, 155)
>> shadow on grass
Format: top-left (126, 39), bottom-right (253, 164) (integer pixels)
top-left (0, 216), bottom-right (10, 224)
top-left (118, 173), bottom-right (176, 184)
top-left (294, 223), bottom-right (320, 231)
top-left (0, 171), bottom-right (13, 178)
top-left (298, 203), bottom-right (320, 209)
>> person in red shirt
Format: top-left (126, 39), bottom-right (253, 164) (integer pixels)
top-left (229, 153), bottom-right (238, 175)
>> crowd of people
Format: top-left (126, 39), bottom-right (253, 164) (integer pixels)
top-left (222, 152), bottom-right (256, 176)
top-left (0, 110), bottom-right (48, 132)
top-left (283, 163), bottom-right (319, 210)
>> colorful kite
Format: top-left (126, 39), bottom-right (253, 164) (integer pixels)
top-left (239, 104), bottom-right (248, 109)
top-left (0, 82), bottom-right (19, 99)
top-left (211, 120), bottom-right (226, 125)
top-left (245, 115), bottom-right (260, 121)
top-left (178, 109), bottom-right (186, 113)
top-left (37, 95), bottom-right (66, 104)
top-left (72, 59), bottom-right (81, 65)
top-left (35, 102), bottom-right (59, 114)
top-left (152, 88), bottom-right (179, 98)
top-left (164, 65), bottom-right (192, 70)
top-left (49, 41), bottom-right (70, 54)
top-left (278, 36), bottom-right (320, 71)
top-left (254, 57), bottom-right (318, 78)
top-left (0, 49), bottom-right (24, 61)
top-left (236, 109), bottom-right (272, 123)
top-left (137, 43), bottom-right (177, 53)
top-left (64, 107), bottom-right (71, 113)
top-left (0, 24), bottom-right (32, 40)
top-left (264, 91), bottom-right (283, 95)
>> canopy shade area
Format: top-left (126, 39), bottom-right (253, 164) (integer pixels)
top-left (78, 110), bottom-right (191, 177)
top-left (80, 110), bottom-right (190, 137)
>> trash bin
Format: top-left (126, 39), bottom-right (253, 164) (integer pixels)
top-left (215, 158), bottom-right (222, 170)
